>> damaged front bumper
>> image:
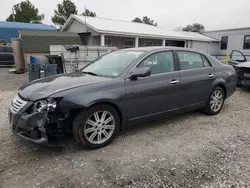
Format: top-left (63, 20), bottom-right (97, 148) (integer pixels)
top-left (9, 110), bottom-right (49, 144)
top-left (9, 93), bottom-right (74, 146)
top-left (9, 95), bottom-right (71, 145)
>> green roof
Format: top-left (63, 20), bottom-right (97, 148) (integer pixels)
top-left (19, 30), bottom-right (82, 53)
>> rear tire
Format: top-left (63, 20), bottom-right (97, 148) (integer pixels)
top-left (73, 104), bottom-right (120, 149)
top-left (203, 87), bottom-right (225, 115)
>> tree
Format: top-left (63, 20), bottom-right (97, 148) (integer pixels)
top-left (52, 0), bottom-right (78, 26)
top-left (182, 23), bottom-right (205, 34)
top-left (142, 16), bottom-right (158, 26)
top-left (82, 8), bottom-right (96, 17)
top-left (132, 16), bottom-right (157, 26)
top-left (132, 17), bottom-right (143, 23)
top-left (6, 0), bottom-right (44, 23)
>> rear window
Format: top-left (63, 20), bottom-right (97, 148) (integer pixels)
top-left (177, 51), bottom-right (210, 70)
top-left (0, 47), bottom-right (13, 53)
top-left (4, 47), bottom-right (13, 53)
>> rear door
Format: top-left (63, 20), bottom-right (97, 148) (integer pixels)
top-left (175, 50), bottom-right (215, 107)
top-left (125, 50), bottom-right (181, 120)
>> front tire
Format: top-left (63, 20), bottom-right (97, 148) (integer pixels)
top-left (203, 87), bottom-right (225, 115)
top-left (73, 104), bottom-right (120, 149)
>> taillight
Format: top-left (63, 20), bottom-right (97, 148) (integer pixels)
top-left (232, 67), bottom-right (236, 75)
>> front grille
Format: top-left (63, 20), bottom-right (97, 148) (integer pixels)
top-left (10, 93), bottom-right (28, 114)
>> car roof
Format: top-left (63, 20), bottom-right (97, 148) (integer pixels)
top-left (0, 46), bottom-right (12, 48)
top-left (121, 46), bottom-right (207, 54)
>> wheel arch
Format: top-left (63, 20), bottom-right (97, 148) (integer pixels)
top-left (86, 100), bottom-right (125, 131)
top-left (212, 78), bottom-right (227, 97)
top-left (203, 80), bottom-right (227, 115)
top-left (214, 83), bottom-right (227, 97)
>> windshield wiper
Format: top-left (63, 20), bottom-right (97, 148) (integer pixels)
top-left (82, 71), bottom-right (98, 76)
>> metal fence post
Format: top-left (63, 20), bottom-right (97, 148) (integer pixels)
top-left (225, 51), bottom-right (230, 64)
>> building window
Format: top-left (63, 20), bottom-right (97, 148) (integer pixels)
top-left (144, 41), bottom-right (153, 46)
top-left (243, 35), bottom-right (250, 50)
top-left (220, 36), bottom-right (228, 50)
top-left (105, 38), bottom-right (112, 47)
top-left (124, 39), bottom-right (134, 48)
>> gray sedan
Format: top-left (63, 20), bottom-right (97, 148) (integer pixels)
top-left (9, 47), bottom-right (237, 149)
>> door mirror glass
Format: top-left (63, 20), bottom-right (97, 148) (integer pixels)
top-left (129, 67), bottom-right (151, 79)
top-left (231, 50), bottom-right (247, 63)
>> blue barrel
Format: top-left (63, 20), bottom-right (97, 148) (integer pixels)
top-left (30, 56), bottom-right (39, 64)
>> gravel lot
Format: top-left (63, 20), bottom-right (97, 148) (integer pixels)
top-left (1, 68), bottom-right (250, 188)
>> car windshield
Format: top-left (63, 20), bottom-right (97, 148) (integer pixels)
top-left (82, 50), bottom-right (145, 77)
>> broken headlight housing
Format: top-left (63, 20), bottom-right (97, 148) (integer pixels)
top-left (34, 98), bottom-right (57, 112)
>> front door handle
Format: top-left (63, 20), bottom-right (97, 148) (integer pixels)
top-left (170, 80), bottom-right (180, 84)
top-left (208, 74), bottom-right (214, 78)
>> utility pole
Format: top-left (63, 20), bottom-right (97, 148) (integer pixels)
top-left (84, 6), bottom-right (88, 32)
top-left (12, 7), bottom-right (15, 22)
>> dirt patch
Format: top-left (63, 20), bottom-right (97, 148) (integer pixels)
top-left (1, 68), bottom-right (250, 188)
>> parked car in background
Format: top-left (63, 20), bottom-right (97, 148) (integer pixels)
top-left (229, 50), bottom-right (250, 87)
top-left (9, 47), bottom-right (237, 149)
top-left (0, 46), bottom-right (14, 67)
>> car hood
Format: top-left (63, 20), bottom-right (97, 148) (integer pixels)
top-left (236, 62), bottom-right (250, 68)
top-left (19, 72), bottom-right (111, 101)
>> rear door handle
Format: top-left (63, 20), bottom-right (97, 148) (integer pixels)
top-left (208, 74), bottom-right (214, 78)
top-left (170, 80), bottom-right (180, 84)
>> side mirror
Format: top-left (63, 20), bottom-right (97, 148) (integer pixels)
top-left (129, 67), bottom-right (151, 80)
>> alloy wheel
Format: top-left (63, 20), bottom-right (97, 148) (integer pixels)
top-left (210, 89), bottom-right (223, 112)
top-left (84, 111), bottom-right (115, 144)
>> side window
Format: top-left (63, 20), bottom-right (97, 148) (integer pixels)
top-left (138, 51), bottom-right (175, 75)
top-left (202, 55), bottom-right (212, 67)
top-left (177, 51), bottom-right (205, 70)
top-left (3, 47), bottom-right (13, 53)
top-left (231, 51), bottom-right (246, 62)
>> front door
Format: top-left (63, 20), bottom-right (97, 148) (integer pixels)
top-left (124, 51), bottom-right (181, 120)
top-left (175, 50), bottom-right (215, 107)
top-left (229, 50), bottom-right (247, 68)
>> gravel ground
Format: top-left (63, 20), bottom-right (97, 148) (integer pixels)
top-left (1, 68), bottom-right (250, 188)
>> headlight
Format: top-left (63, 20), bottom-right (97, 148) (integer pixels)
top-left (34, 98), bottom-right (57, 112)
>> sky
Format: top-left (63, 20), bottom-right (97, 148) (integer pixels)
top-left (0, 0), bottom-right (249, 31)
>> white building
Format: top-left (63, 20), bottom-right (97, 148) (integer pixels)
top-left (204, 27), bottom-right (250, 60)
top-left (61, 15), bottom-right (250, 61)
top-left (61, 15), bottom-right (218, 53)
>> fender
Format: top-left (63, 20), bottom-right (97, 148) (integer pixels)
top-left (212, 78), bottom-right (227, 89)
top-left (58, 95), bottom-right (127, 130)
top-left (53, 85), bottom-right (127, 124)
